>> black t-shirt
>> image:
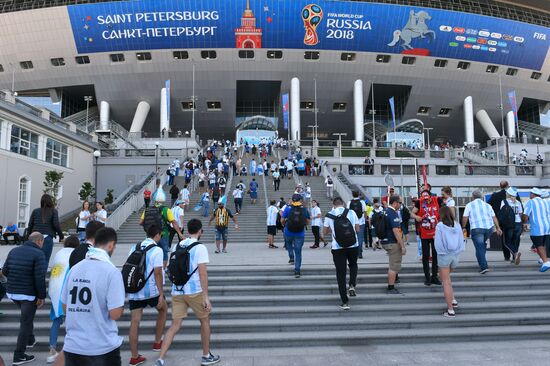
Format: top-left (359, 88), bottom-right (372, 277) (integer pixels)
top-left (68, 243), bottom-right (92, 268)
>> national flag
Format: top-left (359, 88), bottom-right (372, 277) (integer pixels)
top-left (389, 96), bottom-right (396, 132)
top-left (422, 165), bottom-right (427, 186)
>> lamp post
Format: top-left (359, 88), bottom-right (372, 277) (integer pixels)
top-left (370, 80), bottom-right (376, 148)
top-left (93, 150), bottom-right (101, 203)
top-left (423, 127), bottom-right (433, 149)
top-left (536, 137), bottom-right (540, 155)
top-left (191, 64), bottom-right (196, 136)
top-left (155, 141), bottom-right (160, 176)
top-left (84, 96), bottom-right (93, 130)
top-left (307, 125), bottom-right (315, 147)
top-left (185, 131), bottom-right (190, 160)
top-left (333, 133), bottom-right (347, 170)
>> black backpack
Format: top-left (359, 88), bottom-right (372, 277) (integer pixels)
top-left (142, 206), bottom-right (165, 233)
top-left (286, 206), bottom-right (306, 233)
top-left (327, 177), bottom-right (333, 185)
top-left (349, 199), bottom-right (363, 219)
top-left (371, 210), bottom-right (388, 239)
top-left (326, 208), bottom-right (356, 248)
top-left (121, 243), bottom-right (157, 294)
top-left (167, 242), bottom-right (201, 288)
top-left (497, 200), bottom-right (515, 230)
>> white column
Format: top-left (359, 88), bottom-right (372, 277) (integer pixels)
top-left (506, 111), bottom-right (516, 138)
top-left (475, 109), bottom-right (500, 139)
top-left (353, 79), bottom-right (365, 144)
top-left (0, 121), bottom-right (7, 149)
top-left (463, 96), bottom-right (475, 145)
top-left (290, 77), bottom-right (301, 142)
top-left (99, 101), bottom-right (110, 130)
top-left (160, 88), bottom-right (169, 134)
top-left (38, 135), bottom-right (47, 161)
top-left (130, 101), bottom-right (150, 133)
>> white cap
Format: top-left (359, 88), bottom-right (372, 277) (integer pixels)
top-left (531, 187), bottom-right (543, 196)
top-left (506, 187), bottom-right (518, 197)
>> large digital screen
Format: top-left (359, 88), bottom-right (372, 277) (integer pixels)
top-left (67, 0), bottom-right (549, 70)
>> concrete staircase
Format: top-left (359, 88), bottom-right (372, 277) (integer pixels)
top-left (1, 263), bottom-right (549, 352)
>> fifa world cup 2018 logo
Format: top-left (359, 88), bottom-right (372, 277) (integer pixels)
top-left (302, 4), bottom-right (323, 46)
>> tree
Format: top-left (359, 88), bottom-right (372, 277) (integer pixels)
top-left (104, 189), bottom-right (114, 205)
top-left (78, 182), bottom-right (95, 202)
top-left (43, 170), bottom-right (64, 205)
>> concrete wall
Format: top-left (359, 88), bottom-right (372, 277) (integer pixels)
top-left (0, 143), bottom-right (94, 228)
top-left (95, 156), bottom-right (177, 199)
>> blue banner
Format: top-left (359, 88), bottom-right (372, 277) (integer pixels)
top-left (68, 0), bottom-right (549, 70)
top-left (389, 96), bottom-right (396, 132)
top-left (282, 93), bottom-right (289, 130)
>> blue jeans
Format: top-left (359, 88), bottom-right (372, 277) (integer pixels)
top-left (285, 235), bottom-right (305, 272)
top-left (49, 315), bottom-right (64, 348)
top-left (357, 224), bottom-right (365, 257)
top-left (202, 201), bottom-right (210, 217)
top-left (471, 228), bottom-right (492, 270)
top-left (158, 236), bottom-right (169, 261)
top-left (78, 230), bottom-right (86, 243)
top-left (42, 236), bottom-right (54, 266)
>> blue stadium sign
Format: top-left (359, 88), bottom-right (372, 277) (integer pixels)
top-left (68, 0), bottom-right (549, 70)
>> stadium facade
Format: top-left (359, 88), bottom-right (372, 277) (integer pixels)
top-left (0, 0), bottom-right (548, 144)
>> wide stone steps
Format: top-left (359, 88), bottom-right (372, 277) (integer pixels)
top-left (1, 263), bottom-right (549, 352)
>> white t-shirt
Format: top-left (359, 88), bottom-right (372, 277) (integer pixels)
top-left (62, 257), bottom-right (125, 356)
top-left (78, 210), bottom-right (90, 228)
top-left (171, 206), bottom-right (184, 227)
top-left (311, 206), bottom-right (322, 227)
top-left (500, 198), bottom-right (523, 223)
top-left (286, 161), bottom-right (294, 170)
top-left (233, 189), bottom-right (243, 199)
top-left (171, 238), bottom-right (209, 296)
top-left (347, 199), bottom-right (367, 225)
top-left (95, 209), bottom-right (107, 224)
top-left (445, 197), bottom-right (456, 207)
top-left (266, 206), bottom-right (279, 226)
top-left (127, 239), bottom-right (164, 301)
top-left (271, 163), bottom-right (278, 171)
top-left (323, 207), bottom-right (359, 249)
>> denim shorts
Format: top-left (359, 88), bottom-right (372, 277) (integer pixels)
top-left (215, 227), bottom-right (229, 241)
top-left (438, 253), bottom-right (460, 268)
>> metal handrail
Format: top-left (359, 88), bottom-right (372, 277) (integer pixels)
top-left (106, 172), bottom-right (156, 231)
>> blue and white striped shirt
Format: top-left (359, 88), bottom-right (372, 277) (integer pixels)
top-left (171, 238), bottom-right (209, 296)
top-left (127, 238), bottom-right (163, 301)
top-left (463, 199), bottom-right (496, 230)
top-left (524, 197), bottom-right (550, 236)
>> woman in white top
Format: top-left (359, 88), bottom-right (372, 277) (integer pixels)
top-left (94, 202), bottom-right (108, 224)
top-left (500, 187), bottom-right (523, 265)
top-left (310, 200), bottom-right (327, 248)
top-left (77, 201), bottom-right (91, 242)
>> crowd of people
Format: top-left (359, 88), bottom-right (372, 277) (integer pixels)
top-left (1, 132), bottom-right (549, 366)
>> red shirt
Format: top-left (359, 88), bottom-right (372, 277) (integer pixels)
top-left (144, 190), bottom-right (152, 199)
top-left (418, 197), bottom-right (440, 239)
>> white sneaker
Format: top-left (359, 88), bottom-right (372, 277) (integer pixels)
top-left (540, 261), bottom-right (550, 273)
top-left (47, 351), bottom-right (59, 363)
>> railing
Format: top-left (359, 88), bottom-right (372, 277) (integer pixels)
top-left (348, 164), bottom-right (374, 176)
top-left (515, 166), bottom-right (536, 176)
top-left (435, 166), bottom-right (458, 175)
top-left (321, 168), bottom-right (352, 203)
top-left (106, 172), bottom-right (156, 231)
top-left (464, 165), bottom-right (509, 176)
